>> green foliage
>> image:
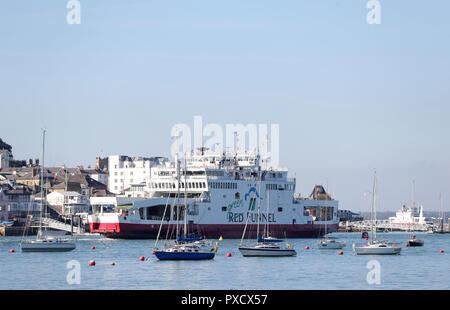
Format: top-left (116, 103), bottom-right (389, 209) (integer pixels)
top-left (0, 138), bottom-right (12, 152)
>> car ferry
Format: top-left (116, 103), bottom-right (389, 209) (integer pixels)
top-left (88, 149), bottom-right (339, 239)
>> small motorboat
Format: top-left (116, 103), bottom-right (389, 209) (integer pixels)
top-left (318, 237), bottom-right (346, 250)
top-left (408, 235), bottom-right (424, 247)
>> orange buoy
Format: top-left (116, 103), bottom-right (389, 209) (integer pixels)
top-left (226, 253), bottom-right (232, 257)
top-left (139, 256), bottom-right (145, 261)
top-left (89, 260), bottom-right (96, 266)
top-left (338, 251), bottom-right (343, 255)
top-left (9, 249), bottom-right (15, 253)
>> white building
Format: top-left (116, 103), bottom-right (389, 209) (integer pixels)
top-left (46, 191), bottom-right (90, 216)
top-left (0, 150), bottom-right (13, 169)
top-left (108, 155), bottom-right (169, 195)
top-left (84, 169), bottom-right (108, 186)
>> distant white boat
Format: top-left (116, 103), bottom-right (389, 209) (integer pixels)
top-left (318, 184), bottom-right (345, 250)
top-left (353, 171), bottom-right (402, 256)
top-left (353, 240), bottom-right (402, 255)
top-left (388, 181), bottom-right (432, 232)
top-left (21, 233), bottom-right (76, 252)
top-left (319, 237), bottom-right (346, 249)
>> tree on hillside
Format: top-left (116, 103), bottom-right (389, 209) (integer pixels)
top-left (0, 138), bottom-right (12, 152)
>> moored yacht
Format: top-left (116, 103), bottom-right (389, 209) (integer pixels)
top-left (353, 171), bottom-right (402, 256)
top-left (20, 130), bottom-right (76, 253)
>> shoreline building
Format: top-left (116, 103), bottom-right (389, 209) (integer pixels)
top-left (0, 184), bottom-right (9, 221)
top-left (0, 150), bottom-right (13, 169)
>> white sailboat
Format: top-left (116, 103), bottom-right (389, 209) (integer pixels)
top-left (21, 130), bottom-right (76, 252)
top-left (238, 159), bottom-right (296, 257)
top-left (318, 182), bottom-right (345, 250)
top-left (153, 153), bottom-right (217, 260)
top-left (353, 171), bottom-right (401, 255)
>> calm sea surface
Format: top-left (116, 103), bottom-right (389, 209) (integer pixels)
top-left (0, 232), bottom-right (449, 290)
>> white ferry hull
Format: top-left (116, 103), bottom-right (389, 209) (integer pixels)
top-left (89, 222), bottom-right (339, 239)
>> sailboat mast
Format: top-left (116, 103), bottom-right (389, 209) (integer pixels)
top-left (372, 171), bottom-right (377, 242)
top-left (325, 180), bottom-right (329, 237)
top-left (265, 188), bottom-right (269, 238)
top-left (39, 129), bottom-right (46, 236)
top-left (256, 159), bottom-right (261, 242)
top-left (183, 155), bottom-right (188, 238)
top-left (176, 157), bottom-right (180, 240)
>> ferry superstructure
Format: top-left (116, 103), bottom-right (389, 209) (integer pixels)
top-left (388, 205), bottom-right (432, 231)
top-left (88, 150), bottom-right (339, 239)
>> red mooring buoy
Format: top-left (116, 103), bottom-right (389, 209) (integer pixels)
top-left (338, 251), bottom-right (344, 255)
top-left (111, 262), bottom-right (116, 266)
top-left (152, 251), bottom-right (155, 255)
top-left (406, 243), bottom-right (410, 247)
top-left (227, 253), bottom-right (232, 257)
top-left (139, 256), bottom-right (145, 261)
top-left (305, 246), bottom-right (310, 250)
top-left (89, 261), bottom-right (96, 266)
top-left (440, 250), bottom-right (445, 254)
top-left (9, 249), bottom-right (15, 253)
top-left (91, 246), bottom-right (96, 250)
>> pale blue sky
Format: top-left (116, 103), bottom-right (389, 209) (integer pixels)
top-left (1, 1), bottom-right (449, 211)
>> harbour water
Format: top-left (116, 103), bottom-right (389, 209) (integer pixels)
top-left (0, 232), bottom-right (448, 290)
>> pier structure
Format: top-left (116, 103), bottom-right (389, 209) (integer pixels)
top-left (349, 220), bottom-right (449, 232)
